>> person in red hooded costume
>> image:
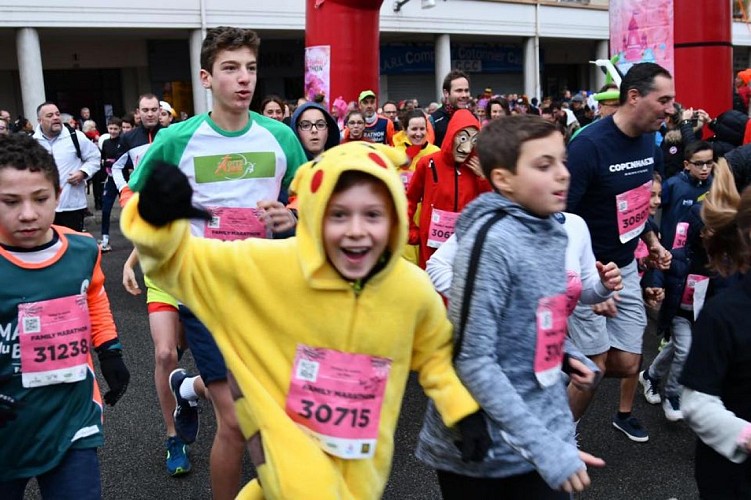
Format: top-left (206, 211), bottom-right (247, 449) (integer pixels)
top-left (407, 109), bottom-right (491, 268)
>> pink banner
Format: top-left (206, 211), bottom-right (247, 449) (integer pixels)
top-left (610, 0), bottom-right (674, 75)
top-left (305, 45), bottom-right (331, 109)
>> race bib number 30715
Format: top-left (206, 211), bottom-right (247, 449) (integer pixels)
top-left (285, 345), bottom-right (392, 460)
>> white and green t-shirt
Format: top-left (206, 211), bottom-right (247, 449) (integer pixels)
top-left (129, 111), bottom-right (306, 237)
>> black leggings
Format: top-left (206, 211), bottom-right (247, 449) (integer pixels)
top-left (437, 469), bottom-right (571, 500)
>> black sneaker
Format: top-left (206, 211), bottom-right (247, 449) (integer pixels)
top-left (612, 414), bottom-right (649, 442)
top-left (169, 369), bottom-right (199, 444)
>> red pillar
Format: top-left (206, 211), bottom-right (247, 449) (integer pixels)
top-left (305, 0), bottom-right (384, 110)
top-left (673, 0), bottom-right (732, 118)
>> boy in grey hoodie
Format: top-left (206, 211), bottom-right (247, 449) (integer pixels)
top-left (416, 115), bottom-right (604, 498)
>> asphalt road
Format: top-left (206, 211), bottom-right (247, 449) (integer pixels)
top-left (26, 204), bottom-right (699, 499)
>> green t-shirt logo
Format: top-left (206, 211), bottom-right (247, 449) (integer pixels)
top-left (194, 152), bottom-right (276, 183)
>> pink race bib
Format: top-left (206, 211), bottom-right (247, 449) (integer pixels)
top-left (427, 208), bottom-right (459, 249)
top-left (615, 181), bottom-right (652, 244)
top-left (18, 294), bottom-right (92, 388)
top-left (399, 170), bottom-right (414, 191)
top-left (680, 274), bottom-right (709, 311)
top-left (534, 294), bottom-right (568, 387)
top-left (204, 207), bottom-right (269, 241)
top-left (285, 345), bottom-right (392, 460)
top-left (672, 222), bottom-right (689, 249)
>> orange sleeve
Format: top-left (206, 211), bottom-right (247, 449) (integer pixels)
top-left (119, 185), bottom-right (134, 208)
top-left (88, 250), bottom-right (119, 348)
top-left (406, 157), bottom-right (428, 233)
top-left (386, 119), bottom-right (395, 146)
top-left (743, 119), bottom-right (751, 145)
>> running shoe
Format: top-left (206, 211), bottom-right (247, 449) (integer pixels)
top-left (170, 368), bottom-right (199, 444)
top-left (612, 414), bottom-right (649, 442)
top-left (639, 370), bottom-right (661, 405)
top-left (662, 395), bottom-right (683, 422)
top-left (100, 242), bottom-right (112, 253)
top-left (165, 435), bottom-right (191, 476)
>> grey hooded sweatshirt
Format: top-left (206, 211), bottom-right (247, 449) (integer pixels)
top-left (415, 192), bottom-right (585, 488)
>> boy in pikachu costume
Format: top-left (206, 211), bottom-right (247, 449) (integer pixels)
top-left (121, 142), bottom-right (489, 499)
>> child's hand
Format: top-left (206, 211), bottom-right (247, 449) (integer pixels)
top-left (138, 162), bottom-right (211, 226)
top-left (565, 357), bottom-right (598, 391)
top-left (560, 451), bottom-right (605, 493)
top-left (122, 264), bottom-right (142, 296)
top-left (643, 287), bottom-right (664, 308)
top-left (647, 243), bottom-right (671, 270)
top-left (257, 200), bottom-right (297, 233)
top-left (591, 295), bottom-right (619, 317)
top-left (596, 261), bottom-right (623, 292)
top-left (98, 349), bottom-right (130, 406)
top-left (455, 410), bottom-right (492, 462)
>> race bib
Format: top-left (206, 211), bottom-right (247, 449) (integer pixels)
top-left (692, 277), bottom-right (709, 321)
top-left (427, 208), bottom-right (459, 249)
top-left (680, 274), bottom-right (709, 312)
top-left (615, 181), bottom-right (652, 244)
top-left (399, 170), bottom-right (414, 191)
top-left (204, 207), bottom-right (268, 241)
top-left (672, 222), bottom-right (689, 249)
top-left (565, 271), bottom-right (583, 317)
top-left (534, 294), bottom-right (568, 387)
top-left (286, 345), bottom-right (392, 460)
top-left (18, 294), bottom-right (92, 388)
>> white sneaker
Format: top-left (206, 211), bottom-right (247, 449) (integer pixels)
top-left (639, 370), bottom-right (661, 404)
top-left (663, 396), bottom-right (683, 422)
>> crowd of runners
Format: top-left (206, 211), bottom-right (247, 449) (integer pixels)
top-left (1, 25), bottom-right (751, 500)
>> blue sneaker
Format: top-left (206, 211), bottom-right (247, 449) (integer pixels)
top-left (612, 414), bottom-right (649, 442)
top-left (169, 369), bottom-right (199, 444)
top-left (165, 435), bottom-right (191, 476)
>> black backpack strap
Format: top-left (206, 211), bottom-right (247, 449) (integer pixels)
top-left (64, 123), bottom-right (82, 160)
top-left (453, 211), bottom-right (507, 362)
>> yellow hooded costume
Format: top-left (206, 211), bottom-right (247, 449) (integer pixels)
top-left (121, 142), bottom-right (478, 499)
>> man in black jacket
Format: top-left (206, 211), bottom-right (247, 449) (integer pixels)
top-left (430, 70), bottom-right (470, 147)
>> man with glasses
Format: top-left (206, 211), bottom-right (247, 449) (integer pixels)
top-left (356, 90), bottom-right (394, 145)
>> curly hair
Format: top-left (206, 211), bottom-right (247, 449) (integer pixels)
top-left (201, 26), bottom-right (261, 73)
top-left (0, 133), bottom-right (60, 193)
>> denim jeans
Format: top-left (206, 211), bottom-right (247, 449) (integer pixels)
top-left (648, 316), bottom-right (692, 398)
top-left (2, 448), bottom-right (101, 500)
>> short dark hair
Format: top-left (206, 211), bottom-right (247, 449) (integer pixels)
top-left (201, 26), bottom-right (260, 73)
top-left (0, 133), bottom-right (60, 193)
top-left (260, 95), bottom-right (285, 114)
top-left (137, 94), bottom-right (159, 109)
top-left (121, 113), bottom-right (136, 127)
top-left (107, 116), bottom-right (122, 127)
top-left (619, 62), bottom-right (672, 105)
top-left (36, 101), bottom-right (58, 118)
top-left (684, 140), bottom-right (716, 162)
top-left (486, 98), bottom-right (509, 117)
top-left (382, 101), bottom-right (397, 110)
top-left (477, 114), bottom-right (559, 176)
top-left (442, 70), bottom-right (470, 93)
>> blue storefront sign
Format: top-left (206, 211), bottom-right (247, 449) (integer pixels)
top-left (380, 43), bottom-right (523, 75)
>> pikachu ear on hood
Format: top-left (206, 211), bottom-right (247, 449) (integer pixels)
top-left (289, 142), bottom-right (410, 285)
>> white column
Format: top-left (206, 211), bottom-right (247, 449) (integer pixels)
top-left (190, 29), bottom-right (209, 115)
top-left (16, 28), bottom-right (46, 122)
top-left (434, 34), bottom-right (451, 103)
top-left (593, 39), bottom-right (609, 91)
top-left (523, 37), bottom-right (540, 100)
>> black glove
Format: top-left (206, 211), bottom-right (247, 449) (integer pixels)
top-left (98, 349), bottom-right (130, 406)
top-left (0, 392), bottom-right (21, 427)
top-left (138, 161), bottom-right (211, 227)
top-left (455, 410), bottom-right (492, 462)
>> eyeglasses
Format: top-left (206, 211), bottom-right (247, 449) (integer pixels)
top-left (689, 160), bottom-right (714, 168)
top-left (347, 120), bottom-right (364, 126)
top-left (298, 120), bottom-right (327, 131)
